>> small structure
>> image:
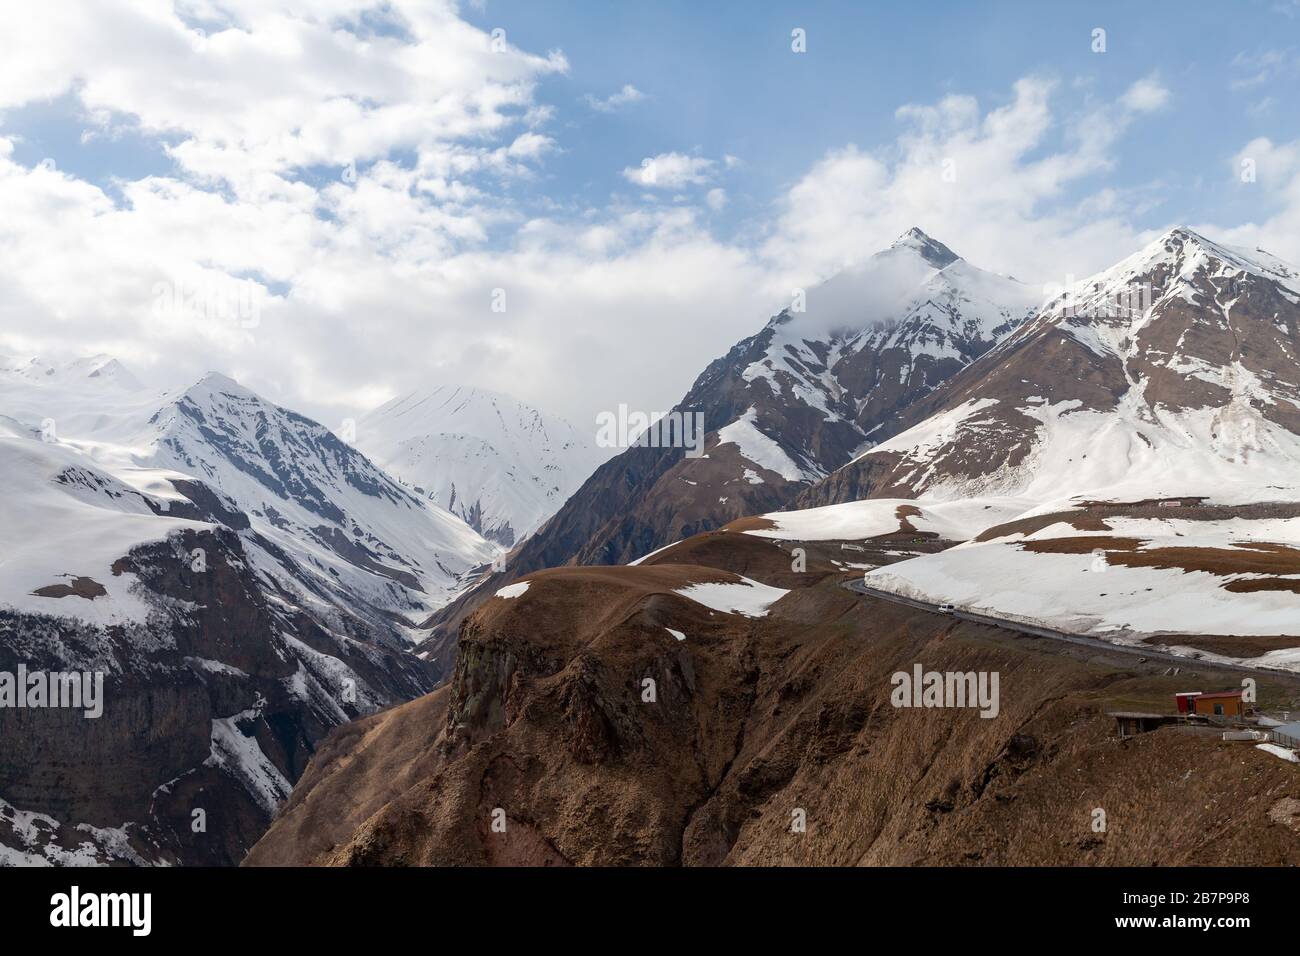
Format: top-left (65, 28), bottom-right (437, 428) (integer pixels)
top-left (1192, 690), bottom-right (1246, 718)
top-left (1272, 721), bottom-right (1300, 749)
top-left (1175, 691), bottom-right (1201, 713)
top-left (1109, 712), bottom-right (1179, 738)
top-left (1222, 730), bottom-right (1268, 742)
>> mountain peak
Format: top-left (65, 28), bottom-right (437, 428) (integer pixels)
top-left (1148, 225), bottom-right (1230, 259)
top-left (0, 353), bottom-right (143, 390)
top-left (1141, 225), bottom-right (1291, 273)
top-left (82, 356), bottom-right (141, 386)
top-left (1084, 225), bottom-right (1300, 301)
top-left (889, 227), bottom-right (960, 268)
top-left (191, 370), bottom-right (251, 395)
top-left (356, 382), bottom-right (602, 547)
top-left (1161, 224), bottom-right (1206, 243)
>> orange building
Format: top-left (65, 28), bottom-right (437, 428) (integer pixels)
top-left (1191, 690), bottom-right (1245, 718)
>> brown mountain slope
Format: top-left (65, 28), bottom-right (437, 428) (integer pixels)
top-left (247, 532), bottom-right (1300, 867)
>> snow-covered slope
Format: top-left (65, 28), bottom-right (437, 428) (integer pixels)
top-left (817, 227), bottom-right (1300, 506)
top-left (737, 496), bottom-right (1033, 544)
top-left (738, 228), bottom-right (1040, 453)
top-left (0, 429), bottom-right (204, 624)
top-left (356, 385), bottom-right (603, 547)
top-left (787, 227), bottom-right (1300, 655)
top-left (867, 506), bottom-right (1300, 667)
top-left (0, 358), bottom-right (492, 864)
top-left (141, 373), bottom-right (495, 622)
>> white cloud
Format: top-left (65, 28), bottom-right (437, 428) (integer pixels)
top-left (0, 6), bottom-right (1297, 442)
top-left (0, 0), bottom-right (566, 199)
top-left (584, 84), bottom-right (646, 112)
top-left (1206, 136), bottom-right (1300, 263)
top-left (1120, 74), bottom-right (1171, 112)
top-left (758, 76), bottom-right (1181, 287)
top-left (623, 152), bottom-right (715, 189)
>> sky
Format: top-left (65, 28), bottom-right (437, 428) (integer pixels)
top-left (0, 0), bottom-right (1298, 433)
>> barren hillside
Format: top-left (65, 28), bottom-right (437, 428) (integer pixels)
top-left (247, 531), bottom-right (1300, 867)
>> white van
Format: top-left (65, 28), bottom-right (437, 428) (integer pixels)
top-left (937, 603), bottom-right (955, 615)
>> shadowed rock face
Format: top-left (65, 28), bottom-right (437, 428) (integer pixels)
top-left (0, 367), bottom-right (496, 865)
top-left (247, 531), bottom-right (1300, 867)
top-left (0, 526), bottom-right (435, 866)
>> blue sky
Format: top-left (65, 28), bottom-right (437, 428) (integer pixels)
top-left (0, 1), bottom-right (1297, 424)
top-left (8, 1), bottom-right (1296, 241)
top-left (462, 0), bottom-right (1298, 240)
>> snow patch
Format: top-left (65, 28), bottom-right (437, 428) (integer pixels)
top-left (674, 576), bottom-right (790, 618)
top-left (716, 408), bottom-right (815, 482)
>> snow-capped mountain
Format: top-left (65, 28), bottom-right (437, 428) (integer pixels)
top-left (501, 227), bottom-right (1034, 562)
top-left (741, 227), bottom-right (1039, 450)
top-left (0, 353), bottom-right (143, 390)
top-left (789, 227), bottom-right (1300, 651)
top-left (356, 385), bottom-right (605, 547)
top-left (420, 228), bottom-right (1038, 655)
top-left (0, 359), bottom-right (492, 865)
top-left (809, 227), bottom-right (1300, 506)
top-left (142, 373), bottom-right (496, 618)
top-left (2, 364), bottom-right (495, 625)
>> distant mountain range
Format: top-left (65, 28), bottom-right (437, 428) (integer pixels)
top-left (421, 227), bottom-right (1041, 655)
top-left (0, 358), bottom-right (495, 864)
top-left (357, 385), bottom-right (605, 548)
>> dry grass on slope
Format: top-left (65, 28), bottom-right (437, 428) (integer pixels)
top-left (246, 532), bottom-right (1300, 868)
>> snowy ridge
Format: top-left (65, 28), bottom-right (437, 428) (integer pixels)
top-left (794, 227), bottom-right (1300, 656)
top-left (357, 385), bottom-right (604, 547)
top-left (139, 373), bottom-right (495, 623)
top-left (711, 228), bottom-right (1039, 490)
top-left (0, 356), bottom-right (481, 864)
